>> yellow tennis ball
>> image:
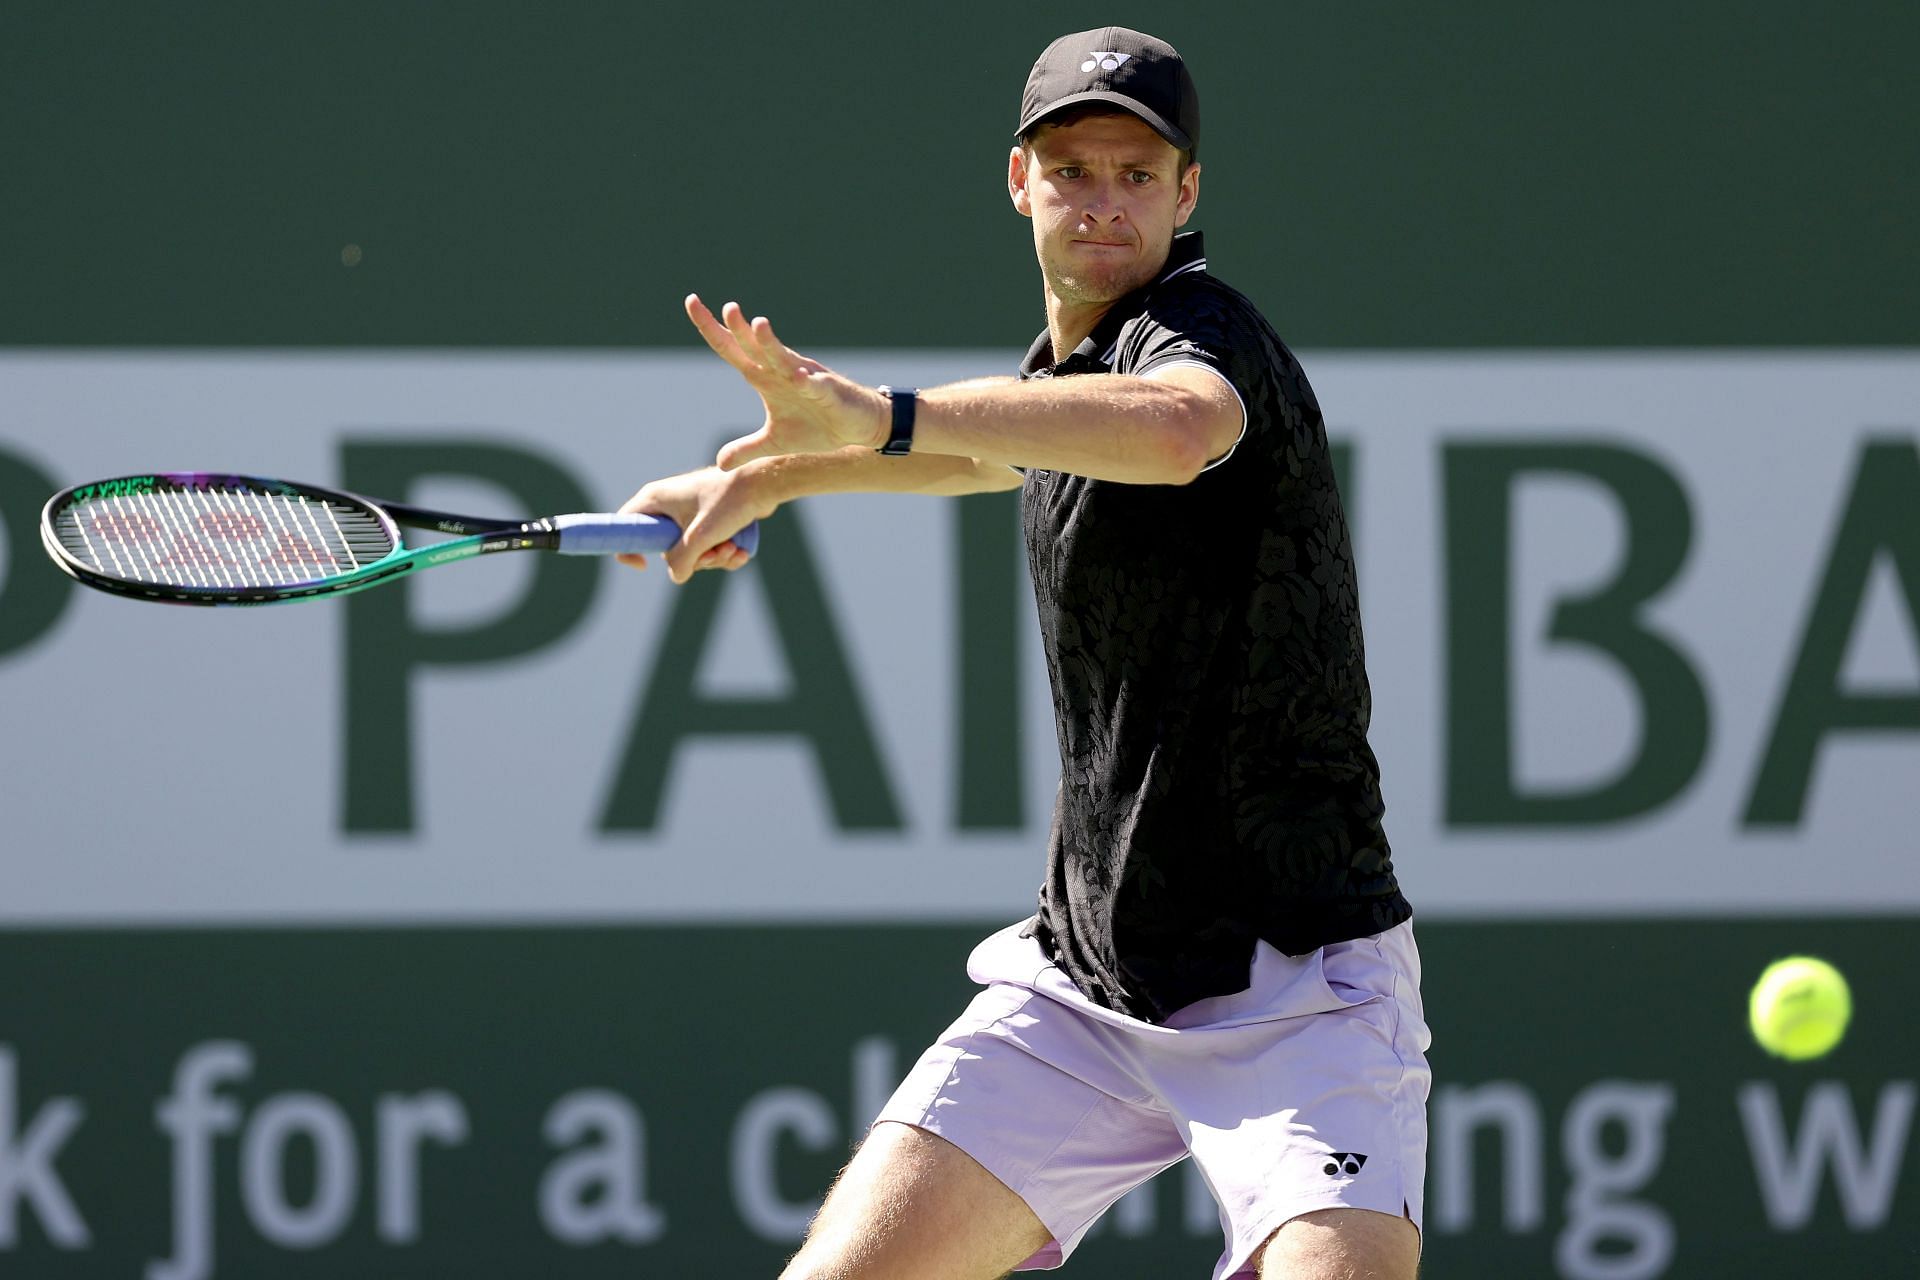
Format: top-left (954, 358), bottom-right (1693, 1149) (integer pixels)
top-left (1749, 956), bottom-right (1851, 1061)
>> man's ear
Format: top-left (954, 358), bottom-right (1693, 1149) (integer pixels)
top-left (1009, 145), bottom-right (1034, 217)
top-left (1173, 161), bottom-right (1202, 228)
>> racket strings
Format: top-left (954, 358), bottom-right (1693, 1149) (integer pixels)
top-left (54, 483), bottom-right (394, 590)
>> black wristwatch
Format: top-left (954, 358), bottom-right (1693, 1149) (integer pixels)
top-left (875, 385), bottom-right (918, 456)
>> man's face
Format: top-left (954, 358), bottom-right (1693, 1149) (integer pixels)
top-left (1009, 111), bottom-right (1200, 310)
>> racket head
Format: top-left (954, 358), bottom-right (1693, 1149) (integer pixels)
top-left (41, 473), bottom-right (402, 605)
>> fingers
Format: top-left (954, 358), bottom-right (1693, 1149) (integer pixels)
top-left (624, 542), bottom-right (745, 575)
top-left (721, 301), bottom-right (760, 357)
top-left (618, 480), bottom-right (691, 574)
top-left (664, 535), bottom-right (750, 584)
top-left (697, 542), bottom-right (750, 571)
top-left (690, 294), bottom-right (808, 381)
top-left (750, 316), bottom-right (830, 396)
top-left (662, 501), bottom-right (757, 582)
top-left (747, 314), bottom-right (805, 381)
top-left (685, 294), bottom-right (758, 376)
top-left (663, 519), bottom-right (712, 583)
top-left (613, 465), bottom-right (758, 583)
top-left (722, 305), bottom-right (799, 385)
top-left (615, 487), bottom-right (658, 572)
top-left (633, 546), bottom-right (743, 583)
top-left (716, 428), bottom-right (776, 471)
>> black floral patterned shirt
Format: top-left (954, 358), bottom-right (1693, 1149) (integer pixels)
top-left (1016, 230), bottom-right (1412, 1023)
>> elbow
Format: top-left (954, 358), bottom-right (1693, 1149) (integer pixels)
top-left (1153, 419), bottom-right (1213, 486)
top-left (1136, 377), bottom-right (1240, 484)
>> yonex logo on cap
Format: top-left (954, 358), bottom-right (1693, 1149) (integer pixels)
top-left (1323, 1152), bottom-right (1369, 1177)
top-left (1080, 51), bottom-right (1132, 72)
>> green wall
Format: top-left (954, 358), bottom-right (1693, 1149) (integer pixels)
top-left (4, 2), bottom-right (1917, 349)
top-left (3, 921), bottom-right (1916, 1276)
top-left (5, 7), bottom-right (1917, 1276)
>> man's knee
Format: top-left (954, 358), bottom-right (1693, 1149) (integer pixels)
top-left (1254, 1206), bottom-right (1420, 1280)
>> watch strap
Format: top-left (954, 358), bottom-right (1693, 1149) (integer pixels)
top-left (875, 385), bottom-right (918, 456)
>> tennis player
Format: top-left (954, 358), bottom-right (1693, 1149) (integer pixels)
top-left (620, 27), bottom-right (1428, 1280)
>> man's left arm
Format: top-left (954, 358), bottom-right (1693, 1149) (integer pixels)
top-left (715, 365), bottom-right (1244, 486)
top-left (904, 367), bottom-right (1244, 485)
top-left (698, 297), bottom-right (1242, 486)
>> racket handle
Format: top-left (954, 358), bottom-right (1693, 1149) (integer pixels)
top-left (550, 513), bottom-right (760, 558)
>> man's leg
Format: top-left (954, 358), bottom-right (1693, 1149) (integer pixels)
top-left (1252, 1207), bottom-right (1420, 1280)
top-left (1173, 924), bottom-right (1432, 1279)
top-left (779, 1120), bottom-right (1054, 1280)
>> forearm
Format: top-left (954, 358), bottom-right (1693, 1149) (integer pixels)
top-left (618, 449), bottom-right (1017, 584)
top-left (908, 374), bottom-right (1219, 484)
top-left (737, 445), bottom-right (1022, 509)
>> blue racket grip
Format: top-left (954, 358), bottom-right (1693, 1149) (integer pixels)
top-left (550, 513), bottom-right (760, 558)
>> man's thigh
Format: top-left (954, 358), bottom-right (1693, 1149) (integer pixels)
top-left (873, 975), bottom-right (1188, 1265)
top-left (1253, 1207), bottom-right (1420, 1280)
top-left (1174, 924), bottom-right (1431, 1278)
top-left (780, 1121), bottom-right (1053, 1280)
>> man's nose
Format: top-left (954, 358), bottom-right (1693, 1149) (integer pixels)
top-left (1082, 180), bottom-right (1127, 222)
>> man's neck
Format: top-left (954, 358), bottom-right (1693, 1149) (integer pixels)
top-left (1040, 232), bottom-right (1193, 363)
top-left (1046, 295), bottom-right (1119, 365)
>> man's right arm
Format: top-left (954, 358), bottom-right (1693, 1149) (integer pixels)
top-left (617, 446), bottom-right (1021, 582)
top-left (746, 443), bottom-right (1025, 500)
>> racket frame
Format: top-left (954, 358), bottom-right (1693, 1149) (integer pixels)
top-left (40, 472), bottom-right (650, 607)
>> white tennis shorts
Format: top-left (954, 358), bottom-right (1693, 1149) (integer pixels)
top-left (873, 919), bottom-right (1431, 1280)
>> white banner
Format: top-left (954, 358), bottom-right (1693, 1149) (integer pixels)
top-left (2, 351), bottom-right (1916, 923)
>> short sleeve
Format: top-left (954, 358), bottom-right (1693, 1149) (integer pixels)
top-left (1117, 280), bottom-right (1267, 400)
top-left (1118, 280), bottom-right (1272, 468)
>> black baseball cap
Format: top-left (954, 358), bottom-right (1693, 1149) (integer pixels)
top-left (1015, 27), bottom-right (1200, 155)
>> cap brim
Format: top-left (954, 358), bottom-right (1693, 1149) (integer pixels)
top-left (1014, 90), bottom-right (1192, 151)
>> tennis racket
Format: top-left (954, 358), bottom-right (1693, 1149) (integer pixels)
top-left (40, 472), bottom-right (757, 606)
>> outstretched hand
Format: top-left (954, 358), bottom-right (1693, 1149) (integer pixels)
top-left (685, 295), bottom-right (887, 469)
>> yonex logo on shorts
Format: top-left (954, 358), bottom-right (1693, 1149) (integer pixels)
top-left (1323, 1152), bottom-right (1368, 1177)
top-left (1081, 51), bottom-right (1132, 72)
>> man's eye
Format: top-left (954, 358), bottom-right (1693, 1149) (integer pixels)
top-left (1127, 171), bottom-right (1154, 185)
top-left (1057, 166), bottom-right (1083, 180)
